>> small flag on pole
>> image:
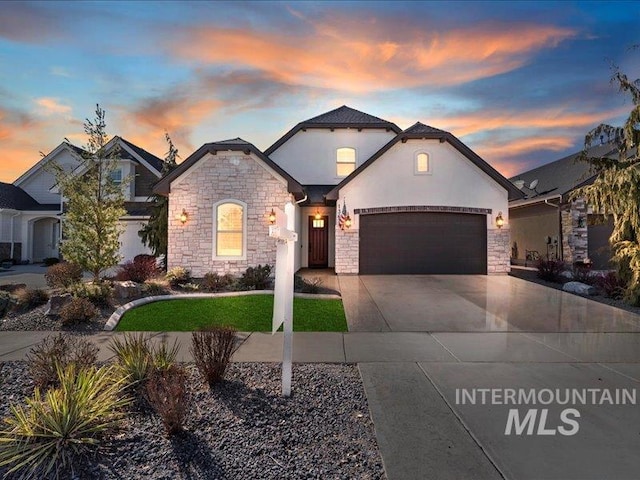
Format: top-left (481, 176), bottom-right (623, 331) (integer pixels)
top-left (338, 199), bottom-right (348, 230)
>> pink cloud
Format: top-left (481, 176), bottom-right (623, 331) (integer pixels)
top-left (168, 20), bottom-right (575, 92)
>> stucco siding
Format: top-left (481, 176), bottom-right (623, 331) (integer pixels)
top-left (167, 152), bottom-right (291, 277)
top-left (269, 128), bottom-right (396, 185)
top-left (335, 138), bottom-right (510, 274)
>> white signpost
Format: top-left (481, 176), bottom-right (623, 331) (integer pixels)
top-left (269, 201), bottom-right (297, 397)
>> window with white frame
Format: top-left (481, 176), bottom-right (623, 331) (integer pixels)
top-left (215, 201), bottom-right (245, 258)
top-left (336, 147), bottom-right (356, 177)
top-left (414, 152), bottom-right (430, 175)
top-left (109, 168), bottom-right (123, 185)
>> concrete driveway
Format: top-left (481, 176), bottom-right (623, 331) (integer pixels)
top-left (339, 275), bottom-right (640, 480)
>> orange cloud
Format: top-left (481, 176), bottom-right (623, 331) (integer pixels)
top-left (34, 97), bottom-right (72, 115)
top-left (423, 106), bottom-right (629, 137)
top-left (169, 21), bottom-right (575, 92)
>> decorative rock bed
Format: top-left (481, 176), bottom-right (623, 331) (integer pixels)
top-left (0, 362), bottom-right (385, 480)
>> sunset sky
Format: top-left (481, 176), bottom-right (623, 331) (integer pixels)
top-left (1, 1), bottom-right (638, 183)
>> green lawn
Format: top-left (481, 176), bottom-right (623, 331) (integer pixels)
top-left (115, 295), bottom-right (347, 332)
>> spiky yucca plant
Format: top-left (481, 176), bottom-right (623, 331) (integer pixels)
top-left (109, 333), bottom-right (152, 388)
top-left (0, 364), bottom-right (130, 479)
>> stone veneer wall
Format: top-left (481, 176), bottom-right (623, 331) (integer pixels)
top-left (335, 228), bottom-right (359, 274)
top-left (487, 228), bottom-right (510, 274)
top-left (561, 198), bottom-right (588, 264)
top-left (167, 153), bottom-right (291, 277)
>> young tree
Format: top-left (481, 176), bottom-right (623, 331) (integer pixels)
top-left (573, 67), bottom-right (640, 304)
top-left (138, 132), bottom-right (179, 266)
top-left (52, 105), bottom-right (127, 281)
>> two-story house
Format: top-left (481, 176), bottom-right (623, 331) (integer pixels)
top-left (155, 106), bottom-right (523, 276)
top-left (0, 137), bottom-right (163, 264)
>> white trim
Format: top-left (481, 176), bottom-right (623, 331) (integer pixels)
top-left (212, 199), bottom-right (247, 261)
top-left (15, 142), bottom-right (84, 186)
top-left (336, 146), bottom-right (357, 178)
top-left (414, 150), bottom-right (432, 175)
top-left (118, 140), bottom-right (162, 177)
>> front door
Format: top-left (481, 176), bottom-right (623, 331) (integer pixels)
top-left (308, 215), bottom-right (329, 268)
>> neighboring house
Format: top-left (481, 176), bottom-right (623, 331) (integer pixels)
top-left (155, 106), bottom-right (523, 276)
top-left (508, 144), bottom-right (616, 269)
top-left (1, 137), bottom-right (163, 263)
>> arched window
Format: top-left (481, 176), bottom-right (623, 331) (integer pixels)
top-left (414, 152), bottom-right (430, 175)
top-left (214, 200), bottom-right (246, 259)
top-left (336, 147), bottom-right (356, 177)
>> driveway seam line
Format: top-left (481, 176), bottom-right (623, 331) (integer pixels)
top-left (597, 363), bottom-right (640, 384)
top-left (358, 277), bottom-right (392, 332)
top-left (519, 333), bottom-right (581, 361)
top-left (430, 333), bottom-right (462, 362)
top-left (416, 362), bottom-right (507, 480)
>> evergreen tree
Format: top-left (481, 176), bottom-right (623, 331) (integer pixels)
top-left (139, 132), bottom-right (179, 266)
top-left (573, 67), bottom-right (640, 304)
top-left (52, 105), bottom-right (127, 281)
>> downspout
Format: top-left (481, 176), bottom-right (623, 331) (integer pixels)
top-left (10, 212), bottom-right (20, 260)
top-left (544, 195), bottom-right (562, 262)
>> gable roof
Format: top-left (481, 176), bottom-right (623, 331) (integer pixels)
top-left (264, 106), bottom-right (402, 156)
top-left (14, 141), bottom-right (85, 186)
top-left (326, 122), bottom-right (524, 201)
top-left (0, 182), bottom-right (58, 211)
top-left (118, 137), bottom-right (164, 174)
top-left (153, 138), bottom-right (304, 197)
top-left (509, 143), bottom-right (616, 204)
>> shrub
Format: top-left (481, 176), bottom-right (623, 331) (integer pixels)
top-left (117, 255), bottom-right (160, 283)
top-left (239, 264), bottom-right (273, 290)
top-left (45, 262), bottom-right (83, 288)
top-left (294, 275), bottom-right (323, 294)
top-left (536, 259), bottom-right (566, 283)
top-left (109, 333), bottom-right (152, 391)
top-left (179, 282), bottom-right (200, 291)
top-left (0, 364), bottom-right (130, 479)
top-left (151, 339), bottom-right (180, 373)
top-left (42, 257), bottom-right (60, 266)
top-left (191, 326), bottom-right (237, 387)
top-left (146, 366), bottom-right (188, 436)
top-left (596, 272), bottom-right (627, 299)
top-left (166, 266), bottom-right (191, 288)
top-left (202, 272), bottom-right (235, 292)
top-left (572, 265), bottom-right (596, 285)
top-left (0, 291), bottom-right (15, 318)
top-left (68, 281), bottom-right (113, 307)
top-left (11, 288), bottom-right (49, 313)
top-left (59, 297), bottom-right (99, 325)
top-left (144, 280), bottom-right (171, 296)
top-left (26, 333), bottom-right (99, 389)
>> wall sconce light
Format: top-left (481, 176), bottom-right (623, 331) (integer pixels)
top-left (269, 208), bottom-right (276, 225)
top-left (314, 209), bottom-right (322, 221)
top-left (179, 209), bottom-right (189, 225)
top-left (495, 211), bottom-right (504, 229)
top-left (344, 215), bottom-right (352, 229)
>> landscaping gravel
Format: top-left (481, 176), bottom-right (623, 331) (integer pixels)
top-left (0, 305), bottom-right (108, 332)
top-left (0, 362), bottom-right (385, 480)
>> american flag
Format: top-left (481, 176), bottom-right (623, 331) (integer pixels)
top-left (338, 200), bottom-right (348, 230)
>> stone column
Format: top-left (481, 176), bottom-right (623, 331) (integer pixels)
top-left (335, 228), bottom-right (359, 274)
top-left (487, 228), bottom-right (510, 274)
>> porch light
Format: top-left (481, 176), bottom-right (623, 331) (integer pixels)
top-left (314, 209), bottom-right (322, 221)
top-left (344, 215), bottom-right (352, 229)
top-left (269, 208), bottom-right (276, 224)
top-left (179, 209), bottom-right (189, 225)
top-left (495, 211), bottom-right (504, 229)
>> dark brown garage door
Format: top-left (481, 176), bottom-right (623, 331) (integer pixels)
top-left (359, 212), bottom-right (487, 274)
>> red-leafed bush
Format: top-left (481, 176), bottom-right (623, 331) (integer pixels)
top-left (117, 255), bottom-right (159, 283)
